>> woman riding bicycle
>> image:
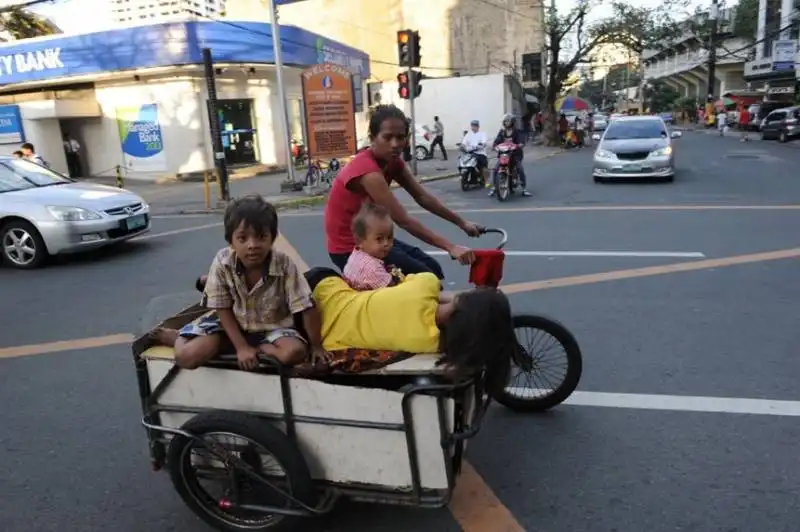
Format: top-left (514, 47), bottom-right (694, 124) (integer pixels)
top-left (325, 105), bottom-right (481, 278)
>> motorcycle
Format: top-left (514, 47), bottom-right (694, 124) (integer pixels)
top-left (457, 143), bottom-right (486, 191)
top-left (493, 142), bottom-right (523, 201)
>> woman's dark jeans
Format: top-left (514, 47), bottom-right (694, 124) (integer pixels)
top-left (330, 239), bottom-right (445, 279)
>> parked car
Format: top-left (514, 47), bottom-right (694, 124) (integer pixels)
top-left (0, 157), bottom-right (150, 269)
top-left (748, 102), bottom-right (786, 131)
top-left (592, 115), bottom-right (680, 183)
top-left (760, 106), bottom-right (800, 142)
top-left (358, 124), bottom-right (433, 160)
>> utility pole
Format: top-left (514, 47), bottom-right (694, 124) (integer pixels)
top-left (267, 0), bottom-right (297, 184)
top-left (706, 0), bottom-right (719, 104)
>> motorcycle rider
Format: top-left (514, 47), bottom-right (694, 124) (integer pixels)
top-left (460, 119), bottom-right (489, 184)
top-left (490, 114), bottom-right (531, 197)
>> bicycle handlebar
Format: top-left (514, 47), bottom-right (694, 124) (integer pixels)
top-left (478, 227), bottom-right (508, 250)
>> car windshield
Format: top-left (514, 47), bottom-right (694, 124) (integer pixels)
top-left (0, 159), bottom-right (72, 193)
top-left (604, 120), bottom-right (666, 140)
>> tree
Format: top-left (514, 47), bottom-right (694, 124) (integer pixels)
top-left (1, 7), bottom-right (59, 40)
top-left (642, 79), bottom-right (680, 112)
top-left (540, 0), bottom-right (688, 146)
top-left (732, 0), bottom-right (758, 42)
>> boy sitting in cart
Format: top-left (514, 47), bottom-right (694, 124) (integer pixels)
top-left (154, 195), bottom-right (328, 371)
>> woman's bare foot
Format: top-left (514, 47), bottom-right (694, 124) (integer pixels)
top-left (149, 327), bottom-right (180, 347)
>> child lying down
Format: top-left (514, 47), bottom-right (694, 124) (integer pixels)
top-left (154, 268), bottom-right (519, 394)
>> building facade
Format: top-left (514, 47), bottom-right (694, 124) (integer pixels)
top-left (0, 21), bottom-right (369, 181)
top-left (744, 0), bottom-right (798, 101)
top-left (276, 0), bottom-right (546, 82)
top-left (641, 8), bottom-right (748, 101)
top-left (112, 0), bottom-right (226, 25)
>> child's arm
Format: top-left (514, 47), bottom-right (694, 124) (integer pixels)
top-left (301, 306), bottom-right (329, 364)
top-left (204, 252), bottom-right (258, 368)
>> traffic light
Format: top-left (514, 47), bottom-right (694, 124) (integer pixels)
top-left (397, 71), bottom-right (409, 99)
top-left (397, 29), bottom-right (421, 68)
top-left (397, 71), bottom-right (422, 100)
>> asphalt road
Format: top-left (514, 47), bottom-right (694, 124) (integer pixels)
top-left (2, 131), bottom-right (800, 532)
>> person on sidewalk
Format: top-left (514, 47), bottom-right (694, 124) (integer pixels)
top-left (20, 143), bottom-right (48, 167)
top-left (63, 133), bottom-right (82, 178)
top-left (431, 116), bottom-right (447, 160)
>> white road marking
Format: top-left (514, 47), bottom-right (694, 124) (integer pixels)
top-left (133, 222), bottom-right (222, 241)
top-left (426, 250), bottom-right (707, 258)
top-left (506, 389), bottom-right (800, 417)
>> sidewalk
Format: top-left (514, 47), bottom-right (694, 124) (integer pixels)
top-left (96, 145), bottom-right (561, 215)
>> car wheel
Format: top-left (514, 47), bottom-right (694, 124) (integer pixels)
top-left (414, 146), bottom-right (429, 161)
top-left (779, 131), bottom-right (788, 143)
top-left (1, 219), bottom-right (48, 269)
top-left (593, 176), bottom-right (603, 183)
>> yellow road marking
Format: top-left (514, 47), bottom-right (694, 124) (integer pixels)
top-left (448, 462), bottom-right (526, 532)
top-left (0, 333), bottom-right (134, 359)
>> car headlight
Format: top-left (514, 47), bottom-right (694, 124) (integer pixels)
top-left (650, 146), bottom-right (672, 157)
top-left (47, 206), bottom-right (102, 221)
top-left (595, 149), bottom-right (616, 160)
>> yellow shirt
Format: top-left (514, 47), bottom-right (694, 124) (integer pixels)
top-left (313, 272), bottom-right (441, 353)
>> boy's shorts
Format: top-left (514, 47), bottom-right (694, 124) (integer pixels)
top-left (178, 311), bottom-right (306, 352)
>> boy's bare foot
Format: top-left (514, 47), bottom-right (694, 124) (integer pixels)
top-left (150, 327), bottom-right (180, 347)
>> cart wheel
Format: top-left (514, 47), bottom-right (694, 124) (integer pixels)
top-left (167, 411), bottom-right (316, 532)
top-left (493, 314), bottom-right (583, 412)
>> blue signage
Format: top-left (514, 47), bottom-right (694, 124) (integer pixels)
top-left (0, 20), bottom-right (370, 86)
top-left (0, 105), bottom-right (25, 144)
top-left (116, 104), bottom-right (167, 172)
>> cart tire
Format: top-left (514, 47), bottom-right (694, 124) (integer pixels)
top-left (167, 411), bottom-right (316, 532)
top-left (493, 314), bottom-right (583, 412)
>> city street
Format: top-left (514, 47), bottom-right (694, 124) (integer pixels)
top-left (2, 131), bottom-right (800, 532)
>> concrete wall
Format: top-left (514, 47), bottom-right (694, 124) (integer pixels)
top-left (376, 73), bottom-right (509, 145)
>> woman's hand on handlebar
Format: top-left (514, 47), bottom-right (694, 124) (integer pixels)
top-left (449, 244), bottom-right (475, 265)
top-left (459, 220), bottom-right (482, 237)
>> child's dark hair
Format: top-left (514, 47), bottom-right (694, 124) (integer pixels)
top-left (439, 288), bottom-right (519, 396)
top-left (20, 142), bottom-right (34, 151)
top-left (223, 195), bottom-right (278, 243)
top-left (351, 202), bottom-right (390, 240)
top-left (368, 105), bottom-right (409, 139)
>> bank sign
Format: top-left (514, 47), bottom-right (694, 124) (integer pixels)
top-left (0, 21), bottom-right (370, 86)
top-left (116, 104), bottom-right (167, 172)
top-left (0, 105), bottom-right (25, 145)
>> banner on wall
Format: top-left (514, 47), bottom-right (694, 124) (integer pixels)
top-left (115, 103), bottom-right (167, 172)
top-left (0, 105), bottom-right (25, 145)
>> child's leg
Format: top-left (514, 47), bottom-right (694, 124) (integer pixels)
top-left (150, 327), bottom-right (180, 346)
top-left (175, 334), bottom-right (222, 369)
top-left (173, 312), bottom-right (224, 369)
top-left (259, 329), bottom-right (308, 366)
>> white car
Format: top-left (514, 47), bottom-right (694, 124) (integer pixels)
top-left (0, 157), bottom-right (150, 269)
top-left (358, 124), bottom-right (433, 160)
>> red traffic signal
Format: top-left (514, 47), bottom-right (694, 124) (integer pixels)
top-left (397, 71), bottom-right (422, 100)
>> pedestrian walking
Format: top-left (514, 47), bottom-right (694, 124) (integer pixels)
top-left (717, 110), bottom-right (727, 136)
top-left (431, 116), bottom-right (447, 160)
top-left (738, 106), bottom-right (750, 142)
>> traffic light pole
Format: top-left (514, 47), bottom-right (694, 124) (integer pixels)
top-left (408, 67), bottom-right (417, 176)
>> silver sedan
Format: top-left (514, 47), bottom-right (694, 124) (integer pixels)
top-left (0, 157), bottom-right (150, 269)
top-left (592, 116), bottom-right (680, 183)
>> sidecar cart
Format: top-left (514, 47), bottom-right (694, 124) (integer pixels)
top-left (133, 305), bottom-right (487, 532)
